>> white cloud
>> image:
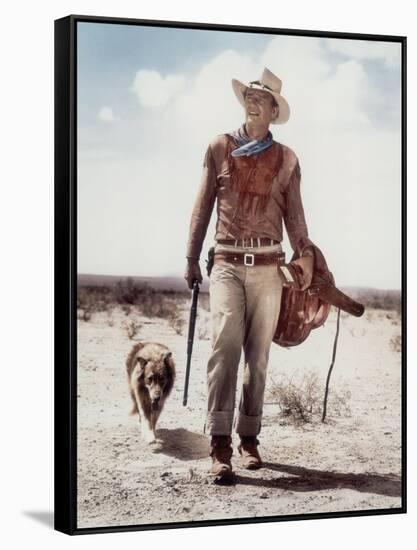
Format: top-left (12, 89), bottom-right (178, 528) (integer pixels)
top-left (327, 39), bottom-right (401, 68)
top-left (260, 37), bottom-right (371, 132)
top-left (132, 69), bottom-right (187, 109)
top-left (97, 106), bottom-right (117, 122)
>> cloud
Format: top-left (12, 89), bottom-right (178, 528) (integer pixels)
top-left (326, 39), bottom-right (401, 67)
top-left (260, 37), bottom-right (371, 132)
top-left (97, 106), bottom-right (117, 122)
top-left (172, 50), bottom-right (252, 143)
top-left (132, 69), bottom-right (187, 109)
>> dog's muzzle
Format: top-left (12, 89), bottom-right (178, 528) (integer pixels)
top-left (151, 397), bottom-right (160, 410)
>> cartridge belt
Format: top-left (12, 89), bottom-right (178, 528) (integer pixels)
top-left (216, 238), bottom-right (280, 248)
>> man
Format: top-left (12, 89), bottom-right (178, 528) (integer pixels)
top-left (185, 68), bottom-right (314, 483)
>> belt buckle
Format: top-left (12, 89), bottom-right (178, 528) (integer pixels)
top-left (244, 253), bottom-right (255, 266)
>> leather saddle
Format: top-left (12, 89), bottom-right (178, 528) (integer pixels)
top-left (273, 256), bottom-right (365, 348)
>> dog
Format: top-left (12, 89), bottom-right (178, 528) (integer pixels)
top-left (126, 342), bottom-right (175, 444)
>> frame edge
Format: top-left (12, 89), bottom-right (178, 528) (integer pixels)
top-left (54, 15), bottom-right (77, 536)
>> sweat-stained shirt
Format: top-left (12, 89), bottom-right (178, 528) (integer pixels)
top-left (186, 132), bottom-right (310, 260)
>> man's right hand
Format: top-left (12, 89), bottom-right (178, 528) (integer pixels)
top-left (184, 258), bottom-right (203, 290)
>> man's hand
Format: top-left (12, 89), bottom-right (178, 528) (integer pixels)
top-left (292, 254), bottom-right (314, 291)
top-left (184, 258), bottom-right (203, 290)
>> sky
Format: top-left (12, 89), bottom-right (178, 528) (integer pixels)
top-left (77, 22), bottom-right (402, 289)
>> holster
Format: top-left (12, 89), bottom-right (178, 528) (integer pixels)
top-left (206, 246), bottom-right (215, 277)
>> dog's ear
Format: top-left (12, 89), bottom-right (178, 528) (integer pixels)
top-left (125, 342), bottom-right (144, 376)
top-left (163, 351), bottom-right (175, 378)
top-left (136, 355), bottom-right (148, 378)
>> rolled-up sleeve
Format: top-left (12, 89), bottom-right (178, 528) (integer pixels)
top-left (186, 145), bottom-right (217, 259)
top-left (283, 161), bottom-right (310, 252)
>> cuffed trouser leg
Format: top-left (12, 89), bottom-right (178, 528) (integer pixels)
top-left (235, 264), bottom-right (282, 436)
top-left (205, 263), bottom-right (245, 435)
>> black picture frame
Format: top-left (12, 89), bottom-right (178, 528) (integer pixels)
top-left (55, 14), bottom-right (407, 535)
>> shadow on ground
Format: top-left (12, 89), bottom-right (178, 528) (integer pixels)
top-left (234, 462), bottom-right (401, 498)
top-left (155, 428), bottom-right (209, 460)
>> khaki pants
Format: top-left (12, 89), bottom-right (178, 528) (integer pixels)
top-left (205, 245), bottom-right (283, 437)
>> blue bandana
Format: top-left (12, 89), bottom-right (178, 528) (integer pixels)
top-left (230, 125), bottom-right (274, 157)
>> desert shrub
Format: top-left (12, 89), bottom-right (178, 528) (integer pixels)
top-left (77, 308), bottom-right (92, 322)
top-left (139, 291), bottom-right (175, 319)
top-left (114, 277), bottom-right (147, 305)
top-left (113, 278), bottom-right (178, 320)
top-left (199, 292), bottom-right (210, 312)
top-left (121, 304), bottom-right (132, 316)
top-left (122, 318), bottom-right (143, 340)
top-left (78, 279), bottom-right (192, 325)
top-left (197, 320), bottom-right (210, 340)
top-left (77, 289), bottom-right (96, 322)
top-left (169, 313), bottom-right (186, 335)
top-left (348, 288), bottom-right (401, 314)
top-left (268, 370), bottom-right (351, 424)
top-left (389, 334), bottom-right (401, 353)
top-left (77, 286), bottom-right (112, 321)
top-left (269, 372), bottom-right (321, 422)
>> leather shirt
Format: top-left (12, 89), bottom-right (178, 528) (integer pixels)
top-left (186, 133), bottom-right (310, 259)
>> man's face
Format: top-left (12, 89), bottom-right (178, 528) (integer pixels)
top-left (244, 88), bottom-right (278, 127)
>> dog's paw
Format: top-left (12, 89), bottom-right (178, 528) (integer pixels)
top-left (142, 431), bottom-right (157, 445)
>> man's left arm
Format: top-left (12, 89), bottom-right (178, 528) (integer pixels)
top-left (283, 160), bottom-right (315, 289)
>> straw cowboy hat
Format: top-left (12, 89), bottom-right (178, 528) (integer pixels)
top-left (231, 67), bottom-right (290, 125)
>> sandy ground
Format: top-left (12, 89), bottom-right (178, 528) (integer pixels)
top-left (77, 298), bottom-right (402, 529)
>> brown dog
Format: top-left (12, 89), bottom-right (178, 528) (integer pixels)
top-left (126, 342), bottom-right (175, 444)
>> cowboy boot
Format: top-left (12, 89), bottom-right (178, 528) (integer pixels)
top-left (209, 435), bottom-right (235, 484)
top-left (238, 436), bottom-right (263, 470)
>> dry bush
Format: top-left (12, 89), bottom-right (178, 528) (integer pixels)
top-left (78, 279), bottom-right (190, 327)
top-left (199, 292), bottom-right (210, 312)
top-left (114, 277), bottom-right (146, 305)
top-left (140, 292), bottom-right (174, 318)
top-left (350, 288), bottom-right (401, 314)
top-left (386, 312), bottom-right (401, 326)
top-left (389, 334), bottom-right (401, 353)
top-left (122, 318), bottom-right (143, 340)
top-left (169, 313), bottom-right (186, 335)
top-left (197, 319), bottom-right (210, 340)
top-left (268, 370), bottom-right (351, 424)
top-left (269, 372), bottom-right (321, 422)
top-left (77, 286), bottom-right (111, 322)
top-left (77, 308), bottom-right (92, 322)
top-left (121, 304), bottom-right (132, 316)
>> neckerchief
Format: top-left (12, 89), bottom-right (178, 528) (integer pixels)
top-left (230, 125), bottom-right (274, 157)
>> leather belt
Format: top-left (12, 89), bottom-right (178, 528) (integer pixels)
top-left (214, 251), bottom-right (285, 267)
top-left (216, 238), bottom-right (279, 248)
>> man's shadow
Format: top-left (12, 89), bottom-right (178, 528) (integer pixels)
top-left (154, 428), bottom-right (209, 460)
top-left (152, 430), bottom-right (401, 499)
top-left (236, 462), bottom-right (402, 498)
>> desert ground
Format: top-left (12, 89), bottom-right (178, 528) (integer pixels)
top-left (76, 281), bottom-right (402, 529)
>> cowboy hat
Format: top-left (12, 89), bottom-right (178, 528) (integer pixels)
top-left (231, 67), bottom-right (290, 125)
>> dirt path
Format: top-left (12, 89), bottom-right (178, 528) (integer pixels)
top-left (77, 304), bottom-right (402, 528)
